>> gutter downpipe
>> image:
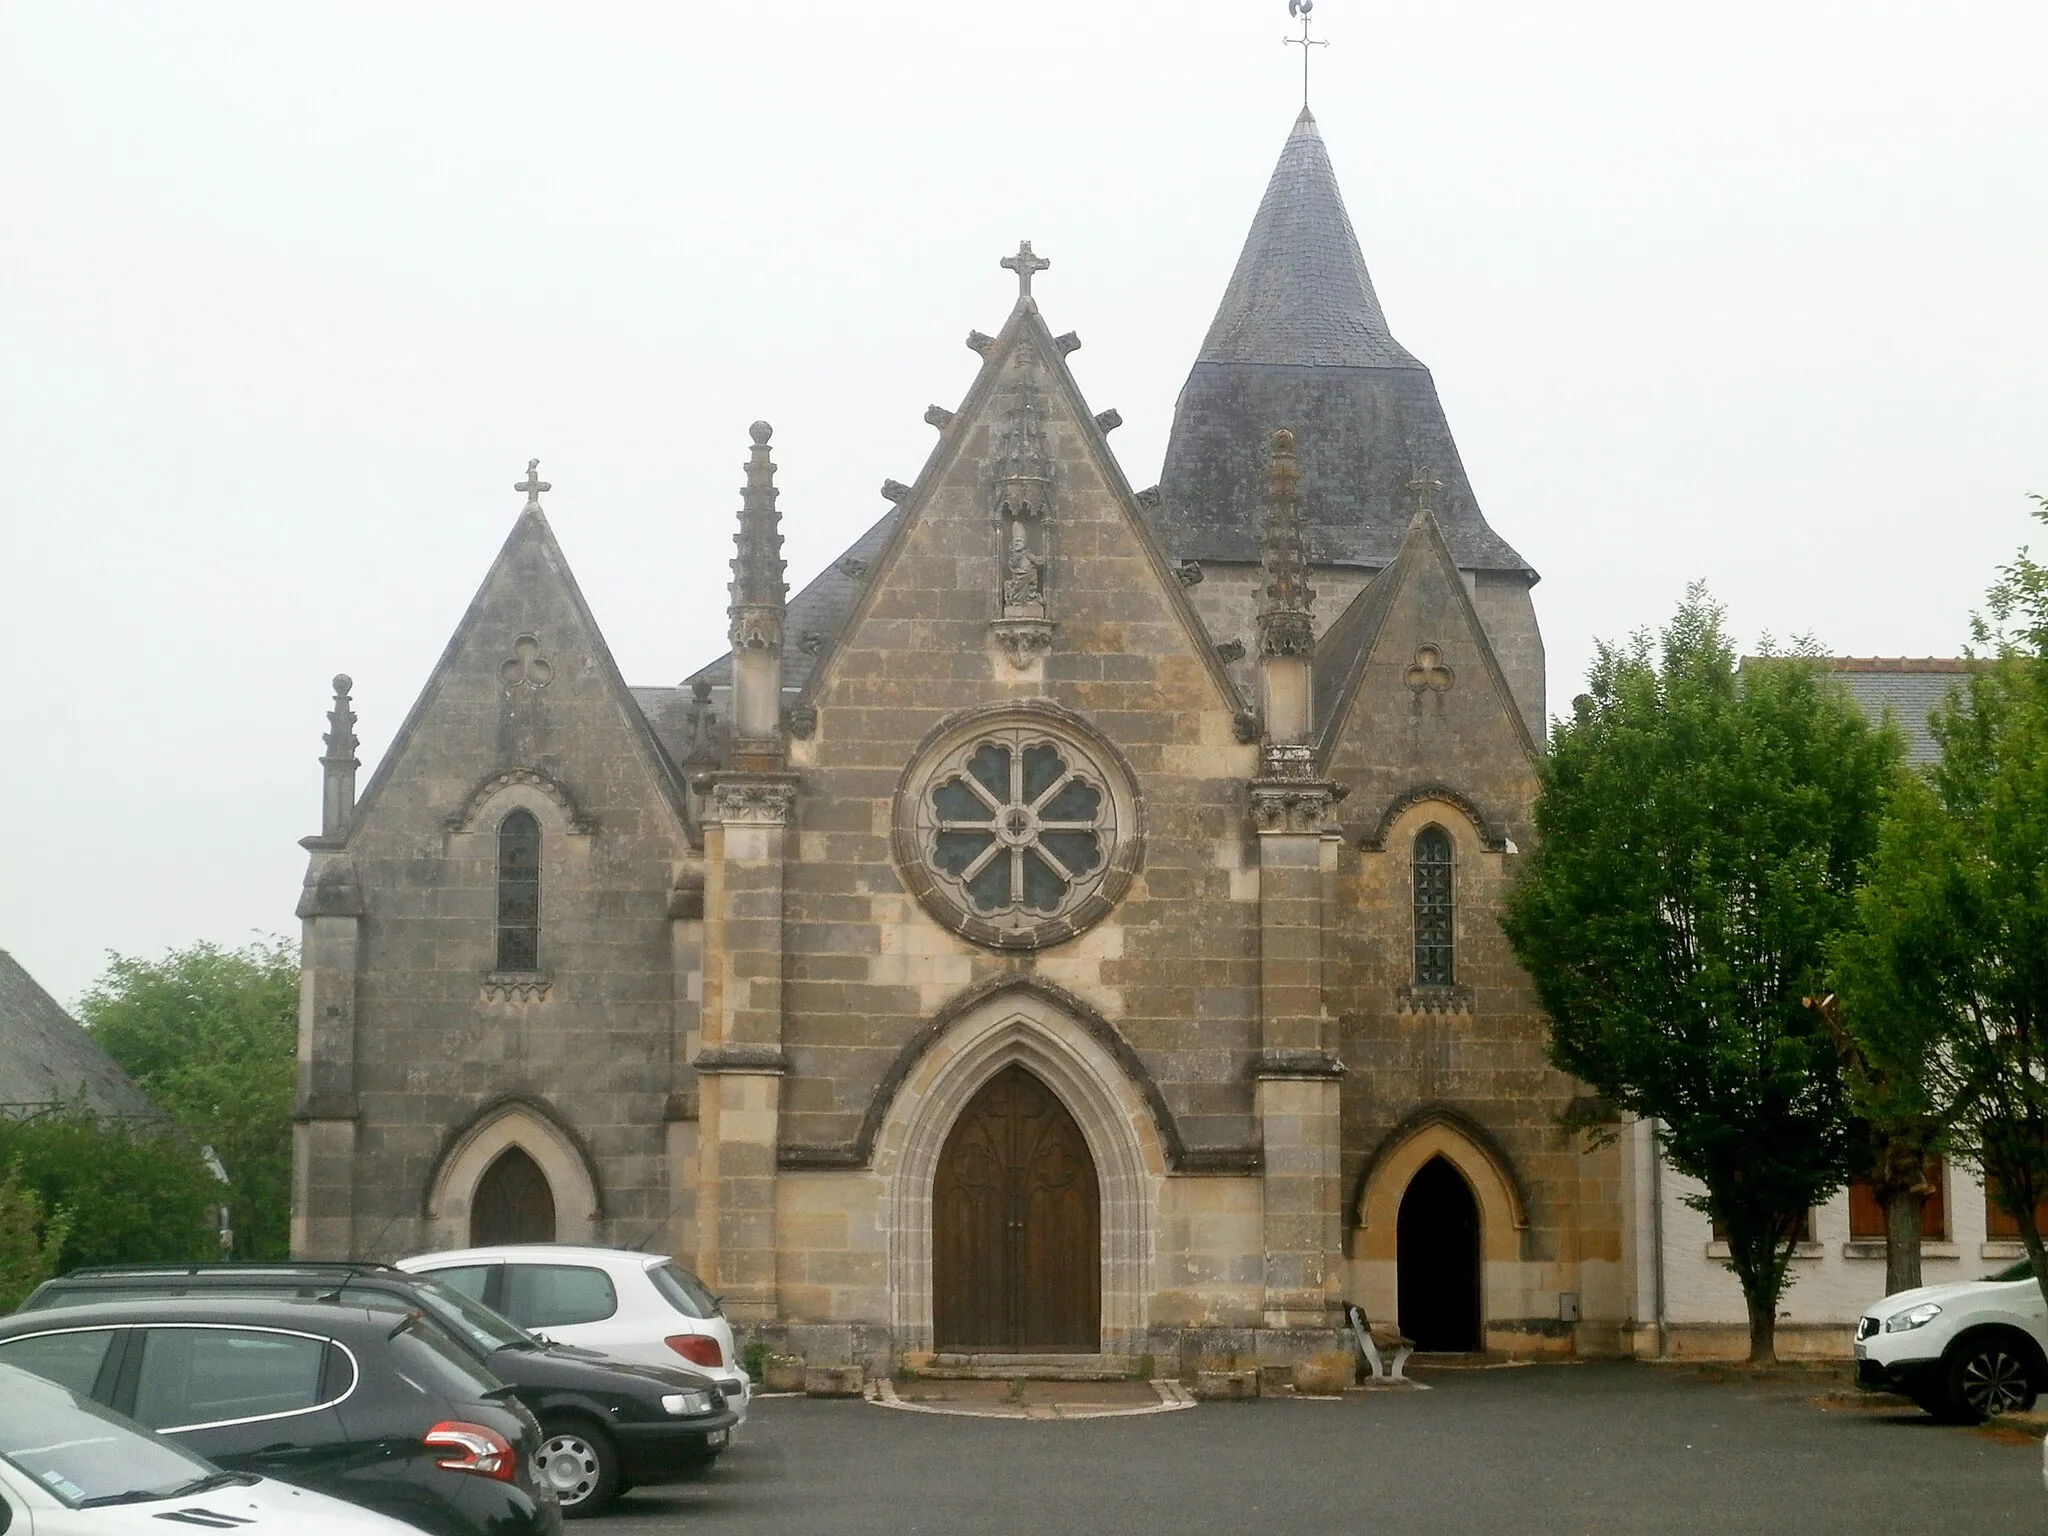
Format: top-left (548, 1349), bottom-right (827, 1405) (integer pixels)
top-left (1650, 1118), bottom-right (1668, 1358)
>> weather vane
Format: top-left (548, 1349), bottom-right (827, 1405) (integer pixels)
top-left (1285, 0), bottom-right (1328, 110)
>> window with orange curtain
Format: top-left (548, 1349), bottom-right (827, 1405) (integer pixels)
top-left (1984, 1172), bottom-right (2048, 1240)
top-left (1848, 1156), bottom-right (1946, 1241)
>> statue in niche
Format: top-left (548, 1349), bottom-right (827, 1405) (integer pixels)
top-left (1001, 522), bottom-right (1046, 613)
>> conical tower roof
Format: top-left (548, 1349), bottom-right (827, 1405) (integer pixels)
top-left (1197, 107), bottom-right (1418, 369)
top-left (1155, 110), bottom-right (1532, 576)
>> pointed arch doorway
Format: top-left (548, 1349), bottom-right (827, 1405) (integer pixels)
top-left (933, 1064), bottom-right (1101, 1351)
top-left (1397, 1155), bottom-right (1482, 1351)
top-left (471, 1145), bottom-right (557, 1246)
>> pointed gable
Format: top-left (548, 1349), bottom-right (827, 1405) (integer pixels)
top-left (345, 504), bottom-right (690, 843)
top-left (1155, 109), bottom-right (1531, 578)
top-left (800, 287), bottom-right (1246, 730)
top-left (1316, 511), bottom-right (1538, 841)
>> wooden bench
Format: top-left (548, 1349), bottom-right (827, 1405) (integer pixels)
top-left (1345, 1302), bottom-right (1415, 1383)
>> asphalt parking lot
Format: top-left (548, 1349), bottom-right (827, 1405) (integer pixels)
top-left (606, 1363), bottom-right (2043, 1535)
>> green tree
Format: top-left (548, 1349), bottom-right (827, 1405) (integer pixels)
top-left (1502, 588), bottom-right (1901, 1362)
top-left (1809, 989), bottom-right (1944, 1296)
top-left (1834, 499), bottom-right (2048, 1305)
top-left (0, 1159), bottom-right (73, 1311)
top-left (78, 939), bottom-right (298, 1260)
top-left (0, 1113), bottom-right (216, 1271)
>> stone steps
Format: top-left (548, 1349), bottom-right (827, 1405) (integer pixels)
top-left (913, 1352), bottom-right (1139, 1381)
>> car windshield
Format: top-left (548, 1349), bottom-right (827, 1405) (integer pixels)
top-left (647, 1261), bottom-right (721, 1320)
top-left (0, 1362), bottom-right (222, 1509)
top-left (1989, 1259), bottom-right (2042, 1283)
top-left (394, 1275), bottom-right (533, 1354)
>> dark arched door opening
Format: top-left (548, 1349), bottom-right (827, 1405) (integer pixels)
top-left (1397, 1155), bottom-right (1482, 1351)
top-left (933, 1064), bottom-right (1100, 1351)
top-left (471, 1145), bottom-right (556, 1246)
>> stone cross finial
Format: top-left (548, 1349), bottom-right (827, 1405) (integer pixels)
top-left (515, 458), bottom-right (551, 511)
top-left (1000, 240), bottom-right (1050, 299)
top-left (1406, 465), bottom-right (1442, 520)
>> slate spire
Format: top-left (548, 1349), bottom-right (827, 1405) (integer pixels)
top-left (1198, 109), bottom-right (1415, 371)
top-left (1155, 111), bottom-right (1531, 578)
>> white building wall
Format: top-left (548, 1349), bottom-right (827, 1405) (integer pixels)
top-left (1628, 1117), bottom-right (2021, 1358)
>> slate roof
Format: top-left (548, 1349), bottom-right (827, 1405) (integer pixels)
top-left (0, 950), bottom-right (163, 1120)
top-left (1153, 109), bottom-right (1532, 576)
top-left (1817, 659), bottom-right (1976, 767)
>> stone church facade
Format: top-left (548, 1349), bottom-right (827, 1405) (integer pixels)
top-left (294, 109), bottom-right (1630, 1371)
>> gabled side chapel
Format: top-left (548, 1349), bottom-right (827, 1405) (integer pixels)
top-left (295, 110), bottom-right (1630, 1368)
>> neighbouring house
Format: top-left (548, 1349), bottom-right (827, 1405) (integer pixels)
top-left (0, 949), bottom-right (160, 1122)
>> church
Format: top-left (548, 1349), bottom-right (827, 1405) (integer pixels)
top-left (293, 106), bottom-right (1633, 1372)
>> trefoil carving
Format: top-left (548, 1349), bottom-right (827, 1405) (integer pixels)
top-left (480, 971), bottom-right (552, 1004)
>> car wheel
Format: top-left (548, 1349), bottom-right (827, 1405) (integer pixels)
top-left (536, 1420), bottom-right (622, 1518)
top-left (1942, 1337), bottom-right (2039, 1423)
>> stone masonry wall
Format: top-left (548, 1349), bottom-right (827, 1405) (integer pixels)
top-left (303, 513), bottom-right (694, 1259)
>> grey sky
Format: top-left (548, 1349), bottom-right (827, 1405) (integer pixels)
top-left (3, 1), bottom-right (2043, 1005)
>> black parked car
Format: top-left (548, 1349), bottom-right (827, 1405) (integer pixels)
top-left (0, 1295), bottom-right (561, 1536)
top-left (19, 1263), bottom-right (738, 1516)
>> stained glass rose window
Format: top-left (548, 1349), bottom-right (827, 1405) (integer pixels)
top-left (896, 707), bottom-right (1139, 949)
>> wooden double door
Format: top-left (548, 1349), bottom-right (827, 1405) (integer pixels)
top-left (933, 1065), bottom-right (1101, 1350)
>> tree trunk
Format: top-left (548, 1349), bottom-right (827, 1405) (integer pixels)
top-left (1744, 1284), bottom-right (1778, 1365)
top-left (1881, 1187), bottom-right (1923, 1294)
top-left (2015, 1209), bottom-right (2048, 1315)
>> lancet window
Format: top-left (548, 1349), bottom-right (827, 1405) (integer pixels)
top-left (1413, 825), bottom-right (1455, 987)
top-left (497, 810), bottom-right (541, 971)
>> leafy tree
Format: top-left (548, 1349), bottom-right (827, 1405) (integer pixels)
top-left (1502, 588), bottom-right (1901, 1362)
top-left (0, 1113), bottom-right (217, 1270)
top-left (1809, 990), bottom-right (1943, 1295)
top-left (0, 1159), bottom-right (72, 1311)
top-left (78, 939), bottom-right (298, 1260)
top-left (1834, 499), bottom-right (2048, 1305)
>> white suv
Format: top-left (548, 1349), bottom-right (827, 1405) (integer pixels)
top-left (398, 1245), bottom-right (751, 1423)
top-left (1855, 1260), bottom-right (2048, 1421)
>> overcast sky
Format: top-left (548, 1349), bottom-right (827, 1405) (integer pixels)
top-left (3, 1), bottom-right (2043, 1006)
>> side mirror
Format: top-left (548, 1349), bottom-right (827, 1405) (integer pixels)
top-left (0, 1487), bottom-right (14, 1534)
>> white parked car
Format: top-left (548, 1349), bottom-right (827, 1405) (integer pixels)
top-left (1855, 1260), bottom-right (2048, 1422)
top-left (0, 1361), bottom-right (425, 1535)
top-left (397, 1246), bottom-right (749, 1423)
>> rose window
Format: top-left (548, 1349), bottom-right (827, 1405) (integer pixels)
top-left (930, 740), bottom-right (1106, 915)
top-left (896, 707), bottom-right (1139, 950)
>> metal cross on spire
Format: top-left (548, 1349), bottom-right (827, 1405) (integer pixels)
top-left (1284, 0), bottom-right (1328, 109)
top-left (515, 458), bottom-right (551, 512)
top-left (1000, 240), bottom-right (1050, 300)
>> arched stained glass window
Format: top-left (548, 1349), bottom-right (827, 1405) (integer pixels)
top-left (1413, 825), bottom-right (1454, 987)
top-left (497, 810), bottom-right (541, 972)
